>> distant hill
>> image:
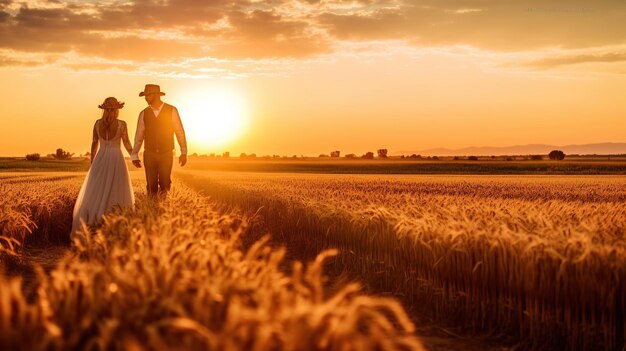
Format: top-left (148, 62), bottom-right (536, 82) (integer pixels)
top-left (395, 143), bottom-right (626, 156)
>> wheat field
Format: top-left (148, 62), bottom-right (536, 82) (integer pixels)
top-left (0, 173), bottom-right (423, 351)
top-left (177, 170), bottom-right (626, 351)
top-left (2, 170), bottom-right (625, 350)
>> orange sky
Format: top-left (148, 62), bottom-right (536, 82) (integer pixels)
top-left (1, 0), bottom-right (625, 156)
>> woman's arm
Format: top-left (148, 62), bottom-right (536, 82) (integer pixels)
top-left (121, 121), bottom-right (133, 156)
top-left (91, 121), bottom-right (99, 163)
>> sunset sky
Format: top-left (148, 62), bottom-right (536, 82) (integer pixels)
top-left (1, 0), bottom-right (625, 156)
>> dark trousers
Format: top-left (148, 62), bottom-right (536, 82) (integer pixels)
top-left (144, 150), bottom-right (173, 196)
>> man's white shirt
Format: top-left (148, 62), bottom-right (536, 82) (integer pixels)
top-left (131, 102), bottom-right (187, 161)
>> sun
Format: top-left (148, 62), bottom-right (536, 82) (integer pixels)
top-left (177, 89), bottom-right (248, 152)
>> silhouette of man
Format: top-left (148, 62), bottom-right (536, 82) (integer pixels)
top-left (131, 84), bottom-right (187, 196)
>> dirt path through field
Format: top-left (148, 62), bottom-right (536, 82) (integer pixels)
top-left (22, 245), bottom-right (69, 271)
top-left (13, 244), bottom-right (70, 299)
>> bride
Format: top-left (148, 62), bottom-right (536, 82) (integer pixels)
top-left (71, 97), bottom-right (135, 237)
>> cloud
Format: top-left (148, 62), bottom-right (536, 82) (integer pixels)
top-left (318, 10), bottom-right (408, 41)
top-left (62, 61), bottom-right (137, 72)
top-left (0, 0), bottom-right (330, 62)
top-left (319, 1), bottom-right (626, 51)
top-left (212, 9), bottom-right (331, 58)
top-left (0, 0), bottom-right (625, 74)
top-left (0, 55), bottom-right (41, 67)
top-left (525, 52), bottom-right (626, 69)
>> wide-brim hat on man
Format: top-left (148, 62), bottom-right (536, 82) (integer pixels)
top-left (139, 84), bottom-right (166, 97)
top-left (98, 97), bottom-right (125, 109)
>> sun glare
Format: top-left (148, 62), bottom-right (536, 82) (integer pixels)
top-left (178, 89), bottom-right (248, 152)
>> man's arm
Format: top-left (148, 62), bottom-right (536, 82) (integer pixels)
top-left (131, 111), bottom-right (145, 166)
top-left (172, 107), bottom-right (188, 166)
top-left (172, 107), bottom-right (187, 155)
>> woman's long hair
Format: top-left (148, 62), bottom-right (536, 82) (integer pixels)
top-left (101, 108), bottom-right (119, 130)
top-left (98, 97), bottom-right (124, 136)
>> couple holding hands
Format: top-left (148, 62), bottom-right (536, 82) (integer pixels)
top-left (71, 84), bottom-right (188, 236)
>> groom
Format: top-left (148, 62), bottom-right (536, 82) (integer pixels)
top-left (131, 84), bottom-right (188, 196)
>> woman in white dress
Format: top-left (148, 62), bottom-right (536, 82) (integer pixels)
top-left (71, 97), bottom-right (135, 236)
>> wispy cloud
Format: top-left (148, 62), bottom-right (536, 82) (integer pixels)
top-left (526, 52), bottom-right (626, 69)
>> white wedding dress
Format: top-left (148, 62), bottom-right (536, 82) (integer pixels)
top-left (72, 119), bottom-right (135, 235)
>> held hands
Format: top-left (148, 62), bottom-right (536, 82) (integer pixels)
top-left (129, 156), bottom-right (184, 167)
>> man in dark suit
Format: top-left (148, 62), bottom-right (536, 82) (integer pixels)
top-left (131, 84), bottom-right (187, 196)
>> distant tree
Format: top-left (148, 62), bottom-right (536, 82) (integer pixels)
top-left (453, 156), bottom-right (460, 160)
top-left (223, 152), bottom-right (230, 158)
top-left (239, 153), bottom-right (257, 159)
top-left (409, 154), bottom-right (421, 159)
top-left (468, 156), bottom-right (479, 161)
top-left (330, 150), bottom-right (340, 158)
top-left (377, 149), bottom-right (388, 158)
top-left (25, 153), bottom-right (40, 161)
top-left (319, 154), bottom-right (329, 158)
top-left (530, 155), bottom-right (543, 160)
top-left (345, 153), bottom-right (357, 159)
top-left (506, 157), bottom-right (514, 161)
top-left (273, 155), bottom-right (281, 158)
top-left (400, 155), bottom-right (405, 159)
top-left (191, 152), bottom-right (198, 157)
top-left (490, 155), bottom-right (496, 159)
top-left (53, 148), bottom-right (74, 160)
top-left (548, 150), bottom-right (565, 160)
top-left (432, 156), bottom-right (440, 160)
top-left (362, 152), bottom-right (374, 159)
